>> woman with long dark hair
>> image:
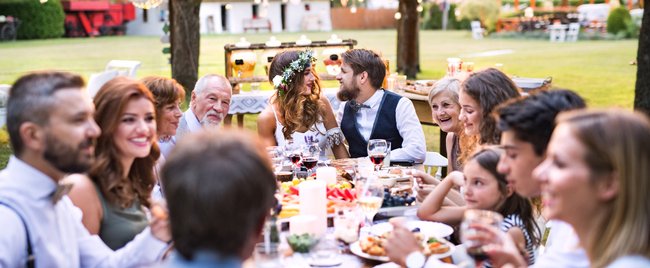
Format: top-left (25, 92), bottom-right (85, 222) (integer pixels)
top-left (257, 50), bottom-right (348, 159)
top-left (67, 76), bottom-right (160, 250)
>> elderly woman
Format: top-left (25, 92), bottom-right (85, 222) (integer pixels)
top-left (428, 77), bottom-right (464, 172)
top-left (141, 76), bottom-right (185, 200)
top-left (257, 50), bottom-right (348, 159)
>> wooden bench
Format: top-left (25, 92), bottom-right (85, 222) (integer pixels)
top-left (243, 18), bottom-right (271, 32)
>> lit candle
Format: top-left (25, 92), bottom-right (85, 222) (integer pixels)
top-left (316, 167), bottom-right (337, 185)
top-left (299, 180), bottom-right (327, 236)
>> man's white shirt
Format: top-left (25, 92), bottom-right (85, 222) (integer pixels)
top-left (0, 156), bottom-right (168, 267)
top-left (336, 90), bottom-right (426, 163)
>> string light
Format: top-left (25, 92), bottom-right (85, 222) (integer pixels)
top-left (394, 12), bottom-right (401, 20)
top-left (131, 0), bottom-right (164, 9)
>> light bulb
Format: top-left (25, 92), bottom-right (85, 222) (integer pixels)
top-left (131, 0), bottom-right (163, 9)
top-left (394, 12), bottom-right (401, 20)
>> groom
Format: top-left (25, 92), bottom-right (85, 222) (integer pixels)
top-left (335, 49), bottom-right (425, 163)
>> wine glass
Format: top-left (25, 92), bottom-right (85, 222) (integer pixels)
top-left (283, 140), bottom-right (302, 179)
top-left (460, 209), bottom-right (503, 266)
top-left (266, 146), bottom-right (284, 174)
top-left (301, 143), bottom-right (321, 177)
top-left (356, 176), bottom-right (384, 233)
top-left (367, 139), bottom-right (388, 171)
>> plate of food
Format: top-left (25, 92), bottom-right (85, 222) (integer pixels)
top-left (350, 231), bottom-right (455, 262)
top-left (370, 221), bottom-right (454, 239)
top-left (350, 238), bottom-right (390, 262)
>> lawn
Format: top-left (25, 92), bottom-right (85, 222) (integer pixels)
top-left (0, 30), bottom-right (638, 168)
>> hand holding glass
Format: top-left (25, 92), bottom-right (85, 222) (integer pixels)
top-left (460, 209), bottom-right (503, 265)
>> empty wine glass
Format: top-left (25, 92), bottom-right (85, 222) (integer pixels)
top-left (356, 176), bottom-right (384, 233)
top-left (302, 143), bottom-right (321, 176)
top-left (367, 139), bottom-right (388, 171)
top-left (266, 146), bottom-right (284, 174)
top-left (460, 209), bottom-right (503, 266)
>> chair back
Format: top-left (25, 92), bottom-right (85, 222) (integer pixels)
top-left (105, 60), bottom-right (141, 77)
top-left (566, 23), bottom-right (580, 42)
top-left (470, 21), bottom-right (484, 40)
top-left (87, 70), bottom-right (119, 98)
top-left (424, 151), bottom-right (448, 178)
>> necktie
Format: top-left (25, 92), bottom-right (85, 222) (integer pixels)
top-left (349, 100), bottom-right (370, 113)
top-left (51, 182), bottom-right (73, 204)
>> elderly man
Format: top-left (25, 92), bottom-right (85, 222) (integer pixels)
top-left (159, 74), bottom-right (232, 157)
top-left (0, 71), bottom-right (170, 267)
top-left (336, 49), bottom-right (426, 163)
top-left (161, 129), bottom-right (276, 267)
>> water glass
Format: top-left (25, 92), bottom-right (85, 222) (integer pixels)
top-left (460, 209), bottom-right (503, 265)
top-left (254, 242), bottom-right (282, 268)
top-left (333, 204), bottom-right (361, 244)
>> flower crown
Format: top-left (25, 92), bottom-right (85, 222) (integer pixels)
top-left (272, 50), bottom-right (317, 96)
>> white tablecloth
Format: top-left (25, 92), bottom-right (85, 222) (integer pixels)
top-left (228, 88), bottom-right (342, 115)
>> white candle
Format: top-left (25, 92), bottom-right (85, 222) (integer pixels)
top-left (316, 167), bottom-right (337, 185)
top-left (298, 180), bottom-right (327, 236)
top-left (289, 215), bottom-right (318, 236)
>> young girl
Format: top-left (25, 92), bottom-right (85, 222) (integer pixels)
top-left (417, 147), bottom-right (539, 266)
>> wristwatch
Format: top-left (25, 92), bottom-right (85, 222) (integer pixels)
top-left (405, 251), bottom-right (426, 268)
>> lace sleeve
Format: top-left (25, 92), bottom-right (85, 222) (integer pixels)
top-left (325, 127), bottom-right (345, 148)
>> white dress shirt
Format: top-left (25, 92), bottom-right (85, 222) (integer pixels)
top-left (0, 156), bottom-right (168, 268)
top-left (336, 90), bottom-right (426, 163)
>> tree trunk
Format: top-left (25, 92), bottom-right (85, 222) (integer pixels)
top-left (170, 0), bottom-right (201, 100)
top-left (634, 0), bottom-right (650, 118)
top-left (396, 0), bottom-right (419, 79)
top-left (561, 0), bottom-right (569, 7)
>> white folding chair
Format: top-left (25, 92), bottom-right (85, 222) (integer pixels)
top-left (471, 21), bottom-right (485, 40)
top-left (105, 60), bottom-right (141, 77)
top-left (87, 70), bottom-right (119, 98)
top-left (423, 151), bottom-right (448, 178)
top-left (566, 23), bottom-right (580, 42)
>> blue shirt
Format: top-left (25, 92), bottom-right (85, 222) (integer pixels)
top-left (162, 251), bottom-right (242, 268)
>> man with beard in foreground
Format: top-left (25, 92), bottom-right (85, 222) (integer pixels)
top-left (159, 74), bottom-right (232, 157)
top-left (335, 49), bottom-right (425, 162)
top-left (0, 71), bottom-right (170, 267)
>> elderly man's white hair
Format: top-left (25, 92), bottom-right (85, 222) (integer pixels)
top-left (193, 74), bottom-right (232, 95)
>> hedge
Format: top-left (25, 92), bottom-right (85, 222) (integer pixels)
top-left (0, 0), bottom-right (65, 40)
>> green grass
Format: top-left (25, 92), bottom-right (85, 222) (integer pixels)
top-left (0, 30), bottom-right (638, 168)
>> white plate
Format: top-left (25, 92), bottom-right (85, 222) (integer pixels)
top-left (427, 241), bottom-right (456, 259)
top-left (349, 241), bottom-right (389, 262)
top-left (370, 221), bottom-right (454, 238)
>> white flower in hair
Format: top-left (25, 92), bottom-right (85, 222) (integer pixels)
top-left (272, 75), bottom-right (283, 88)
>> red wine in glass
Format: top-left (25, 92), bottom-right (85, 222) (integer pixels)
top-left (466, 246), bottom-right (490, 262)
top-left (302, 157), bottom-right (318, 170)
top-left (290, 154), bottom-right (301, 164)
top-left (369, 153), bottom-right (386, 165)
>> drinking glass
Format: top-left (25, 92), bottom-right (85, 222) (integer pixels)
top-left (266, 146), bottom-right (284, 174)
top-left (254, 242), bottom-right (282, 268)
top-left (367, 139), bottom-right (388, 171)
top-left (356, 176), bottom-right (384, 232)
top-left (333, 204), bottom-right (360, 244)
top-left (460, 209), bottom-right (503, 266)
top-left (283, 140), bottom-right (301, 179)
top-left (301, 143), bottom-right (321, 176)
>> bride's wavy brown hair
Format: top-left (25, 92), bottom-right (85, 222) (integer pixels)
top-left (92, 77), bottom-right (160, 209)
top-left (268, 50), bottom-right (323, 139)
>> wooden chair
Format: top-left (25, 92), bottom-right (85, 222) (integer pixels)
top-left (105, 60), bottom-right (141, 77)
top-left (424, 151), bottom-right (448, 178)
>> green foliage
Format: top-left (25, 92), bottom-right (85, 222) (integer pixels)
top-left (607, 7), bottom-right (632, 36)
top-left (0, 0), bottom-right (65, 40)
top-left (421, 3), bottom-right (471, 30)
top-left (457, 0), bottom-right (500, 32)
